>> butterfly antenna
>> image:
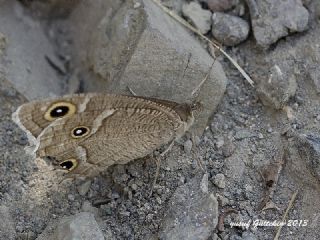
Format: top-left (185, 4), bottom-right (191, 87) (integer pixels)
top-left (191, 58), bottom-right (216, 99)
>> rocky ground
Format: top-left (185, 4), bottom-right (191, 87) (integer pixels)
top-left (0, 0), bottom-right (319, 239)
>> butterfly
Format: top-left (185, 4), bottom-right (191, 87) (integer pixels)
top-left (12, 93), bottom-right (194, 177)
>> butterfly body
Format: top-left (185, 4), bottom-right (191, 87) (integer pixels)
top-left (12, 93), bottom-right (194, 177)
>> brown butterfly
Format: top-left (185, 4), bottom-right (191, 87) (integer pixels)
top-left (12, 93), bottom-right (194, 177)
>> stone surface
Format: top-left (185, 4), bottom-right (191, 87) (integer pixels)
top-left (256, 64), bottom-right (297, 109)
top-left (37, 212), bottom-right (105, 240)
top-left (211, 12), bottom-right (249, 46)
top-left (160, 0), bottom-right (184, 13)
top-left (243, 14), bottom-right (320, 109)
top-left (68, 0), bottom-right (227, 136)
top-left (0, 205), bottom-right (16, 240)
top-left (296, 36), bottom-right (320, 93)
top-left (77, 180), bottom-right (92, 196)
top-left (159, 175), bottom-right (219, 240)
top-left (284, 131), bottom-right (320, 240)
top-left (294, 134), bottom-right (320, 182)
top-left (183, 139), bottom-right (193, 154)
top-left (246, 0), bottom-right (309, 46)
top-left (20, 0), bottom-right (80, 18)
top-left (182, 1), bottom-right (212, 34)
top-left (213, 173), bottom-right (226, 189)
top-left (0, 0), bottom-right (65, 100)
top-left (202, 0), bottom-right (236, 12)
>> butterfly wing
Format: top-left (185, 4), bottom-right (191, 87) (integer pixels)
top-left (12, 93), bottom-right (192, 137)
top-left (11, 94), bottom-right (91, 148)
top-left (34, 103), bottom-right (186, 176)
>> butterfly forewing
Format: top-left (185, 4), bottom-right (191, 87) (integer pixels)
top-left (12, 93), bottom-right (194, 177)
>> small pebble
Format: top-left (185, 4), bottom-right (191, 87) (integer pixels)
top-left (211, 12), bottom-right (249, 46)
top-left (156, 196), bottom-right (162, 204)
top-left (292, 102), bottom-right (299, 110)
top-left (215, 136), bottom-right (225, 148)
top-left (182, 1), bottom-right (212, 34)
top-left (120, 211), bottom-right (130, 217)
top-left (193, 136), bottom-right (201, 146)
top-left (67, 194), bottom-right (75, 201)
top-left (205, 0), bottom-right (236, 12)
top-left (131, 183), bottom-right (138, 191)
top-left (213, 173), bottom-right (226, 189)
top-left (111, 192), bottom-right (120, 199)
top-left (77, 180), bottom-right (92, 196)
top-left (222, 139), bottom-right (235, 157)
top-left (184, 139), bottom-right (193, 154)
top-left (200, 173), bottom-right (209, 193)
top-left (133, 2), bottom-right (141, 8)
top-left (179, 176), bottom-right (186, 184)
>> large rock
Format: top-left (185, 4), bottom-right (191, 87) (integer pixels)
top-left (243, 12), bottom-right (320, 109)
top-left (211, 12), bottom-right (249, 46)
top-left (0, 0), bottom-right (65, 100)
top-left (182, 1), bottom-right (212, 34)
top-left (294, 134), bottom-right (320, 182)
top-left (68, 0), bottom-right (227, 136)
top-left (36, 212), bottom-right (106, 240)
top-left (159, 175), bottom-right (219, 240)
top-left (257, 64), bottom-right (297, 109)
top-left (246, 0), bottom-right (309, 46)
top-left (0, 206), bottom-right (16, 240)
top-left (202, 0), bottom-right (237, 12)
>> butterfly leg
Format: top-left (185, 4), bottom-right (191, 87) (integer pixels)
top-left (149, 140), bottom-right (175, 196)
top-left (149, 155), bottom-right (162, 197)
top-left (160, 140), bottom-right (175, 157)
top-left (191, 134), bottom-right (207, 173)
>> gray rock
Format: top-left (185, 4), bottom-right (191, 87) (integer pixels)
top-left (295, 134), bottom-right (320, 181)
top-left (246, 0), bottom-right (309, 46)
top-left (77, 180), bottom-right (92, 196)
top-left (81, 201), bottom-right (100, 218)
top-left (202, 0), bottom-right (237, 12)
top-left (224, 142), bottom-right (248, 181)
top-left (182, 1), bottom-right (212, 34)
top-left (37, 212), bottom-right (105, 240)
top-left (303, 43), bottom-right (320, 93)
top-left (160, 175), bottom-right (219, 240)
top-left (211, 12), bottom-right (249, 46)
top-left (183, 139), bottom-right (193, 154)
top-left (221, 138), bottom-right (235, 157)
top-left (242, 231), bottom-right (258, 240)
top-left (257, 64), bottom-right (297, 109)
top-left (68, 0), bottom-right (227, 136)
top-left (0, 205), bottom-right (16, 240)
top-left (213, 173), bottom-right (226, 189)
top-left (211, 233), bottom-right (220, 240)
top-left (0, 0), bottom-right (65, 100)
top-left (215, 136), bottom-right (225, 148)
top-left (235, 130), bottom-right (256, 140)
top-left (20, 0), bottom-right (80, 18)
top-left (200, 173), bottom-right (209, 193)
top-left (160, 0), bottom-right (184, 13)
